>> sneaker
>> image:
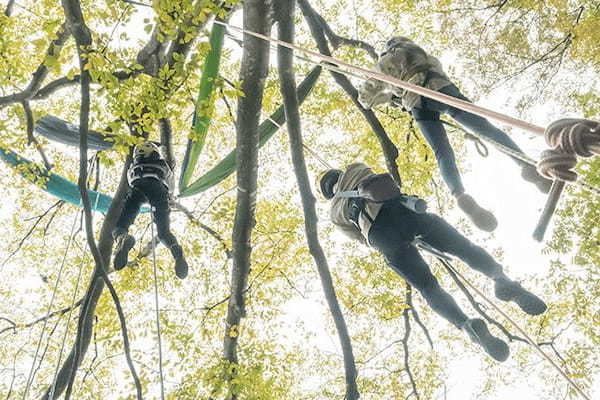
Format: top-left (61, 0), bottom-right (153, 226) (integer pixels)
top-left (113, 233), bottom-right (135, 271)
top-left (521, 165), bottom-right (552, 194)
top-left (170, 245), bottom-right (189, 279)
top-left (494, 277), bottom-right (547, 316)
top-left (462, 318), bottom-right (509, 362)
top-left (456, 193), bottom-right (498, 232)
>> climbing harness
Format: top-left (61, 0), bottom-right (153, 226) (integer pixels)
top-left (150, 208), bottom-right (166, 400)
top-left (22, 211), bottom-right (80, 400)
top-left (413, 238), bottom-right (591, 400)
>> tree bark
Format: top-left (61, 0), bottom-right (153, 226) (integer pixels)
top-left (298, 0), bottom-right (402, 184)
top-left (275, 1), bottom-right (359, 398)
top-left (222, 1), bottom-right (270, 398)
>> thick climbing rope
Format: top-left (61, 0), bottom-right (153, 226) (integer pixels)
top-left (22, 211), bottom-right (79, 400)
top-left (216, 21), bottom-right (600, 197)
top-left (48, 223), bottom-right (87, 400)
top-left (150, 209), bottom-right (166, 400)
top-left (413, 238), bottom-right (591, 400)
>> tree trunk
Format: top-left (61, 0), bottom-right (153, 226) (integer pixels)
top-left (222, 1), bottom-right (271, 398)
top-left (275, 1), bottom-right (359, 398)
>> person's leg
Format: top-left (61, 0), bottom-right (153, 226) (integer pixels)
top-left (416, 212), bottom-right (547, 315)
top-left (369, 205), bottom-right (469, 328)
top-left (144, 180), bottom-right (188, 279)
top-left (412, 108), bottom-right (465, 196)
top-left (369, 207), bottom-right (509, 361)
top-left (113, 187), bottom-right (145, 270)
top-left (412, 106), bottom-right (497, 231)
top-left (440, 85), bottom-right (552, 193)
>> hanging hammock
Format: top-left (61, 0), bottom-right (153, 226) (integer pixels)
top-left (178, 66), bottom-right (322, 197)
top-left (35, 114), bottom-right (114, 151)
top-left (1, 147), bottom-right (114, 213)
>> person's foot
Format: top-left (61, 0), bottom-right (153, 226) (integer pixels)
top-left (494, 277), bottom-right (547, 316)
top-left (456, 193), bottom-right (498, 232)
top-left (170, 244), bottom-right (189, 279)
top-left (521, 165), bottom-right (553, 194)
top-left (462, 318), bottom-right (509, 362)
top-left (113, 233), bottom-right (135, 271)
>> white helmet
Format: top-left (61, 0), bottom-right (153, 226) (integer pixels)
top-left (134, 142), bottom-right (160, 159)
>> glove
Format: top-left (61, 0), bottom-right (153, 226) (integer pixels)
top-left (358, 79), bottom-right (393, 109)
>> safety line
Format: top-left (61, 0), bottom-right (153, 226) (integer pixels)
top-left (150, 209), bottom-right (166, 400)
top-left (48, 222), bottom-right (87, 399)
top-left (413, 239), bottom-right (591, 400)
top-left (222, 24), bottom-right (600, 197)
top-left (22, 211), bottom-right (79, 400)
top-left (215, 21), bottom-right (546, 136)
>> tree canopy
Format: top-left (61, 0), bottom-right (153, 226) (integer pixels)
top-left (0, 0), bottom-right (598, 399)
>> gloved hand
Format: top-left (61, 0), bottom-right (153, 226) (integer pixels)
top-left (358, 79), bottom-right (393, 109)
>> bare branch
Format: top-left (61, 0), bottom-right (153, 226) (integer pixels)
top-left (402, 286), bottom-right (420, 400)
top-left (276, 1), bottom-right (359, 398)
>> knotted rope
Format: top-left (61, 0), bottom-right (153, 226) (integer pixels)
top-left (533, 119), bottom-right (600, 241)
top-left (537, 118), bottom-right (600, 182)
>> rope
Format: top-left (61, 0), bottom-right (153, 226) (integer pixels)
top-left (22, 211), bottom-right (79, 400)
top-left (215, 21), bottom-right (546, 136)
top-left (537, 119), bottom-right (600, 183)
top-left (150, 208), bottom-right (166, 400)
top-left (48, 219), bottom-right (86, 399)
top-left (220, 22), bottom-right (600, 197)
top-left (413, 238), bottom-right (591, 400)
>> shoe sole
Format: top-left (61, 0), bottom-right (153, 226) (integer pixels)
top-left (496, 285), bottom-right (547, 316)
top-left (114, 236), bottom-right (135, 271)
top-left (175, 260), bottom-right (188, 279)
top-left (470, 319), bottom-right (509, 362)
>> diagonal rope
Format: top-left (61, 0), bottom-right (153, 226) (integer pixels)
top-left (48, 216), bottom-right (87, 400)
top-left (22, 210), bottom-right (79, 400)
top-left (218, 21), bottom-right (600, 197)
top-left (150, 208), bottom-right (166, 400)
top-left (413, 238), bottom-right (591, 400)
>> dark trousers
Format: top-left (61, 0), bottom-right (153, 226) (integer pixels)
top-left (114, 178), bottom-right (178, 249)
top-left (411, 84), bottom-right (525, 195)
top-left (368, 201), bottom-right (504, 328)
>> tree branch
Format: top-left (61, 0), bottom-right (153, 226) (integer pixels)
top-left (298, 0), bottom-right (402, 185)
top-left (0, 23), bottom-right (71, 108)
top-left (276, 1), bottom-right (359, 398)
top-left (402, 286), bottom-right (420, 400)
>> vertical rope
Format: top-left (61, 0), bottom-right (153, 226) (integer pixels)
top-left (22, 211), bottom-right (79, 400)
top-left (48, 221), bottom-right (87, 399)
top-left (413, 239), bottom-right (591, 400)
top-left (150, 208), bottom-right (165, 400)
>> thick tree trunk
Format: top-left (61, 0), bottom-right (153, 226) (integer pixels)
top-left (222, 1), bottom-right (270, 398)
top-left (275, 1), bottom-right (360, 398)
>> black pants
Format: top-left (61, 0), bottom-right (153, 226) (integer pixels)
top-left (114, 178), bottom-right (178, 249)
top-left (368, 201), bottom-right (504, 328)
top-left (411, 84), bottom-right (525, 195)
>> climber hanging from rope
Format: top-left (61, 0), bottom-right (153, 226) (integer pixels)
top-left (320, 163), bottom-right (547, 361)
top-left (112, 142), bottom-right (189, 279)
top-left (358, 36), bottom-right (553, 231)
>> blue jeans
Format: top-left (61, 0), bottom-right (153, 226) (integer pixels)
top-left (411, 84), bottom-right (525, 195)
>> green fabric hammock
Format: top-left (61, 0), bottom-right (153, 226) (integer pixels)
top-left (178, 66), bottom-right (322, 198)
top-left (0, 147), bottom-right (115, 213)
top-left (179, 22), bottom-right (227, 189)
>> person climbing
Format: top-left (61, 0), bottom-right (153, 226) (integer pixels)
top-left (358, 36), bottom-right (552, 232)
top-left (320, 163), bottom-right (548, 361)
top-left (112, 141), bottom-right (189, 279)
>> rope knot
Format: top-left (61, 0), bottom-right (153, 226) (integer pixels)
top-left (537, 118), bottom-right (600, 181)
